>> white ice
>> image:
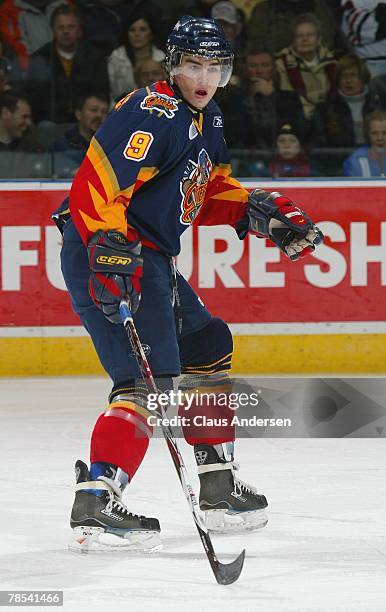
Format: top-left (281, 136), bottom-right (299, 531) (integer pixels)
top-left (0, 377), bottom-right (385, 612)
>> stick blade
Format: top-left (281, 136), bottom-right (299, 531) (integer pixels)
top-left (213, 549), bottom-right (246, 585)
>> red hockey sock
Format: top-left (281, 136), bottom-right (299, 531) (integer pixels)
top-left (90, 401), bottom-right (153, 481)
top-left (179, 383), bottom-right (235, 446)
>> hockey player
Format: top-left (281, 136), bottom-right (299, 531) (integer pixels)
top-left (56, 16), bottom-right (323, 552)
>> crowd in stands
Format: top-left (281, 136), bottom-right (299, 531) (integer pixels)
top-left (1, 0), bottom-right (386, 178)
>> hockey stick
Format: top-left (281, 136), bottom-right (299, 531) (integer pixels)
top-left (119, 300), bottom-right (245, 585)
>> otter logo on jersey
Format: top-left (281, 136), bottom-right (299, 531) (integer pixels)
top-left (179, 148), bottom-right (212, 225)
top-left (140, 92), bottom-right (179, 118)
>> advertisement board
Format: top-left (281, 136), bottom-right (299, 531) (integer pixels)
top-left (1, 181), bottom-right (385, 374)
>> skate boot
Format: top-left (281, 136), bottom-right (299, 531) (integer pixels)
top-left (195, 444), bottom-right (268, 533)
top-left (69, 460), bottom-right (162, 553)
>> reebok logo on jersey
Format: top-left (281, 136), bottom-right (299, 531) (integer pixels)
top-left (213, 116), bottom-right (223, 127)
top-left (140, 93), bottom-right (179, 119)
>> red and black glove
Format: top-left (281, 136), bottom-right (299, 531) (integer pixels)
top-left (236, 189), bottom-right (323, 260)
top-left (87, 230), bottom-right (143, 324)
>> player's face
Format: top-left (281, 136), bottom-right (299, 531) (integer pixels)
top-left (368, 120), bottom-right (386, 150)
top-left (173, 56), bottom-right (221, 109)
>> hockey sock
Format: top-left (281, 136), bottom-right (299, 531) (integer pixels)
top-left (90, 377), bottom-right (173, 481)
top-left (90, 401), bottom-right (153, 481)
top-left (178, 373), bottom-right (235, 446)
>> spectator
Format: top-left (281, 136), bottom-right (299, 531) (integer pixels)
top-left (312, 54), bottom-right (386, 147)
top-left (341, 1), bottom-right (386, 77)
top-left (269, 122), bottom-right (311, 177)
top-left (232, 0), bottom-right (260, 22)
top-left (54, 92), bottom-right (109, 167)
top-left (76, 0), bottom-right (133, 57)
top-left (135, 59), bottom-right (166, 88)
top-left (370, 71), bottom-right (386, 101)
top-left (0, 58), bottom-right (12, 94)
top-left (176, 0), bottom-right (223, 19)
top-left (107, 12), bottom-right (165, 104)
top-left (0, 0), bottom-right (69, 73)
top-left (211, 1), bottom-right (245, 71)
top-left (26, 4), bottom-right (110, 123)
top-left (0, 91), bottom-right (35, 150)
top-left (343, 110), bottom-right (386, 176)
top-left (236, 48), bottom-right (307, 148)
top-left (246, 0), bottom-right (338, 54)
top-left (0, 35), bottom-right (24, 91)
top-left (276, 13), bottom-right (337, 120)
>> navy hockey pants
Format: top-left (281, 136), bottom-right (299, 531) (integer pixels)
top-left (60, 220), bottom-right (212, 384)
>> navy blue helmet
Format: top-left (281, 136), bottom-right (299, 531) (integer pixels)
top-left (165, 16), bottom-right (234, 87)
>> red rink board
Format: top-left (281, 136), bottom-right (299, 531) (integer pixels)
top-left (0, 183), bottom-right (385, 327)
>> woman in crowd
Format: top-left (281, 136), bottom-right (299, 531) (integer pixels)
top-left (107, 11), bottom-right (165, 103)
top-left (312, 54), bottom-right (386, 147)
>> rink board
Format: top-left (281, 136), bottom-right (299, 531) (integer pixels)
top-left (0, 180), bottom-right (385, 375)
top-left (1, 326), bottom-right (386, 376)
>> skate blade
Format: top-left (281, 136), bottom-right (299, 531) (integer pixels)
top-left (68, 526), bottom-right (163, 554)
top-left (205, 508), bottom-right (268, 533)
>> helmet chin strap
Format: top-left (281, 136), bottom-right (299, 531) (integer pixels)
top-left (168, 77), bottom-right (207, 113)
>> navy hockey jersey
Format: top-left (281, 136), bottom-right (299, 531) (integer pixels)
top-left (70, 80), bottom-right (249, 256)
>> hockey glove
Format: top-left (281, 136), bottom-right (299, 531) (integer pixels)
top-left (87, 230), bottom-right (143, 324)
top-left (236, 189), bottom-right (323, 260)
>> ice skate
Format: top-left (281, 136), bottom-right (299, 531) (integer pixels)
top-left (195, 445), bottom-right (268, 533)
top-left (69, 460), bottom-right (162, 553)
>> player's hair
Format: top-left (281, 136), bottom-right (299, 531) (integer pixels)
top-left (364, 110), bottom-right (386, 143)
top-left (336, 54), bottom-right (370, 87)
top-left (0, 90), bottom-right (29, 113)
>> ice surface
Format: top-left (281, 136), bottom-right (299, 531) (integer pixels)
top-left (0, 377), bottom-right (385, 612)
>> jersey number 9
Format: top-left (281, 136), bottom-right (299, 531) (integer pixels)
top-left (124, 131), bottom-right (154, 162)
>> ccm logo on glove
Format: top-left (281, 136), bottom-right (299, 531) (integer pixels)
top-left (96, 255), bottom-right (133, 266)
